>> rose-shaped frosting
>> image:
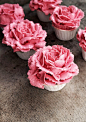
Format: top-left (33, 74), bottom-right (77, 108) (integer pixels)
top-left (77, 27), bottom-right (86, 51)
top-left (0, 3), bottom-right (25, 27)
top-left (50, 5), bottom-right (84, 30)
top-left (29, 0), bottom-right (62, 15)
top-left (2, 19), bottom-right (47, 52)
top-left (27, 45), bottom-right (79, 89)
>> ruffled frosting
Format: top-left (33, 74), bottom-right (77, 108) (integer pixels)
top-left (29, 0), bottom-right (62, 15)
top-left (77, 27), bottom-right (86, 51)
top-left (50, 5), bottom-right (84, 30)
top-left (2, 19), bottom-right (47, 52)
top-left (0, 3), bottom-right (25, 27)
top-left (27, 45), bottom-right (79, 89)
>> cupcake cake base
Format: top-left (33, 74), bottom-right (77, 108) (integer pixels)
top-left (44, 83), bottom-right (66, 91)
top-left (54, 27), bottom-right (77, 41)
top-left (82, 48), bottom-right (86, 61)
top-left (16, 49), bottom-right (35, 60)
top-left (37, 10), bottom-right (51, 22)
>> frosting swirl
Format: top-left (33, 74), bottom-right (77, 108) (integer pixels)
top-left (0, 3), bottom-right (25, 27)
top-left (77, 27), bottom-right (86, 51)
top-left (2, 19), bottom-right (47, 52)
top-left (29, 0), bottom-right (62, 15)
top-left (50, 5), bottom-right (84, 30)
top-left (27, 45), bottom-right (79, 89)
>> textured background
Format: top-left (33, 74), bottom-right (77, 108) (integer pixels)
top-left (0, 0), bottom-right (85, 5)
top-left (0, 0), bottom-right (29, 5)
top-left (0, 0), bottom-right (86, 122)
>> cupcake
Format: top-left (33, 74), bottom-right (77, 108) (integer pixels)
top-left (77, 27), bottom-right (86, 61)
top-left (29, 0), bottom-right (62, 22)
top-left (0, 3), bottom-right (25, 30)
top-left (2, 19), bottom-right (47, 60)
top-left (50, 5), bottom-right (84, 41)
top-left (27, 45), bottom-right (79, 91)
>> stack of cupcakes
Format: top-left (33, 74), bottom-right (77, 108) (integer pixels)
top-left (2, 0), bottom-right (85, 91)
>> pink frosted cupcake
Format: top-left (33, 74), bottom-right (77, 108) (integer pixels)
top-left (0, 3), bottom-right (25, 30)
top-left (29, 0), bottom-right (62, 22)
top-left (2, 19), bottom-right (47, 60)
top-left (27, 45), bottom-right (79, 91)
top-left (77, 27), bottom-right (86, 61)
top-left (50, 5), bottom-right (84, 41)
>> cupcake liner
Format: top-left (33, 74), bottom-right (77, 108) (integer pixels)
top-left (37, 10), bottom-right (51, 22)
top-left (44, 83), bottom-right (66, 91)
top-left (82, 48), bottom-right (86, 61)
top-left (16, 49), bottom-right (35, 60)
top-left (54, 27), bottom-right (77, 41)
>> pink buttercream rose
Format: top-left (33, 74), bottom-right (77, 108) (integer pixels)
top-left (50, 5), bottom-right (84, 30)
top-left (77, 27), bottom-right (86, 51)
top-left (27, 45), bottom-right (79, 89)
top-left (0, 3), bottom-right (25, 27)
top-left (29, 0), bottom-right (62, 15)
top-left (2, 19), bottom-right (47, 52)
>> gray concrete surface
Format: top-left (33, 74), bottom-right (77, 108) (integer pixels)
top-left (0, 0), bottom-right (86, 122)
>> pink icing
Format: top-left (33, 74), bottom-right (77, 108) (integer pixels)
top-left (0, 3), bottom-right (25, 27)
top-left (2, 19), bottom-right (47, 52)
top-left (77, 27), bottom-right (86, 51)
top-left (27, 45), bottom-right (79, 89)
top-left (29, 0), bottom-right (62, 15)
top-left (50, 5), bottom-right (84, 30)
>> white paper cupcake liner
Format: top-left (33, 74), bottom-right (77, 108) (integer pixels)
top-left (16, 49), bottom-right (35, 60)
top-left (54, 27), bottom-right (77, 41)
top-left (82, 48), bottom-right (86, 61)
top-left (44, 83), bottom-right (66, 91)
top-left (37, 10), bottom-right (51, 22)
